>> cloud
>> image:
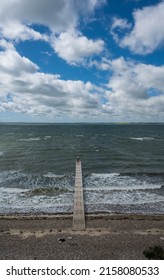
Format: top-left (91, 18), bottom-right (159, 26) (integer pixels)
top-left (0, 44), bottom-right (39, 75)
top-left (0, 0), bottom-right (106, 39)
top-left (110, 17), bottom-right (132, 43)
top-left (0, 0), bottom-right (77, 36)
top-left (0, 43), bottom-right (163, 122)
top-left (104, 57), bottom-right (164, 120)
top-left (119, 1), bottom-right (164, 54)
top-left (0, 0), bottom-right (106, 64)
top-left (0, 46), bottom-right (103, 119)
top-left (52, 32), bottom-right (104, 65)
top-left (89, 57), bottom-right (112, 70)
top-left (108, 57), bottom-right (164, 99)
top-left (74, 0), bottom-right (106, 15)
top-left (0, 21), bottom-right (47, 42)
top-left (0, 39), bottom-right (15, 50)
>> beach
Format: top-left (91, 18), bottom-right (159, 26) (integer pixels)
top-left (0, 213), bottom-right (164, 260)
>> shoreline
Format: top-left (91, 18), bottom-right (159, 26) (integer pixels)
top-left (0, 213), bottom-right (164, 259)
top-left (0, 212), bottom-right (164, 219)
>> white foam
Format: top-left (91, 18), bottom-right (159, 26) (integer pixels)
top-left (44, 136), bottom-right (51, 140)
top-left (0, 187), bottom-right (28, 194)
top-left (86, 184), bottom-right (161, 192)
top-left (85, 187), bottom-right (164, 205)
top-left (19, 137), bottom-right (41, 142)
top-left (130, 137), bottom-right (154, 141)
top-left (43, 172), bottom-right (65, 178)
top-left (85, 173), bottom-right (162, 193)
top-left (91, 173), bottom-right (120, 178)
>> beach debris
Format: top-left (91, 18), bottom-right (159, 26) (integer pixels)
top-left (68, 236), bottom-right (72, 240)
top-left (58, 238), bottom-right (65, 243)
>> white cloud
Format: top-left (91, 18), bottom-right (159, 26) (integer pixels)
top-left (110, 17), bottom-right (132, 43)
top-left (0, 39), bottom-right (15, 50)
top-left (52, 32), bottom-right (104, 65)
top-left (0, 0), bottom-right (106, 64)
top-left (0, 44), bottom-right (163, 122)
top-left (111, 17), bottom-right (132, 30)
top-left (74, 0), bottom-right (106, 14)
top-left (120, 1), bottom-right (164, 54)
top-left (0, 0), bottom-right (106, 40)
top-left (108, 57), bottom-right (164, 97)
top-left (87, 0), bottom-right (106, 9)
top-left (0, 48), bottom-right (39, 75)
top-left (0, 0), bottom-right (77, 36)
top-left (0, 21), bottom-right (47, 42)
top-left (89, 57), bottom-right (112, 70)
top-left (104, 57), bottom-right (164, 120)
top-left (0, 47), bottom-right (103, 119)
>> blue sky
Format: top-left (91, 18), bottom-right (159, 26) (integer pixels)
top-left (0, 0), bottom-right (164, 123)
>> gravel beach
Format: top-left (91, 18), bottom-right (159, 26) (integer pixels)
top-left (0, 214), bottom-right (164, 260)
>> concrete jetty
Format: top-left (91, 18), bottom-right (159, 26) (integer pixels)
top-left (73, 158), bottom-right (85, 230)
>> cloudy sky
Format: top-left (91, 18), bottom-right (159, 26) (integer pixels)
top-left (0, 0), bottom-right (164, 123)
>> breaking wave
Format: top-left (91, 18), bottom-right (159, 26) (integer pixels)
top-left (26, 186), bottom-right (70, 196)
top-left (130, 137), bottom-right (154, 141)
top-left (43, 172), bottom-right (65, 178)
top-left (19, 137), bottom-right (41, 142)
top-left (84, 172), bottom-right (163, 192)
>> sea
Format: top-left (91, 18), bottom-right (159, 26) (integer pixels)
top-left (0, 123), bottom-right (164, 215)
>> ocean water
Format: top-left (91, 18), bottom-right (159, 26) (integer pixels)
top-left (0, 123), bottom-right (164, 214)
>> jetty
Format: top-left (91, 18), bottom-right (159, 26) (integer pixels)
top-left (73, 157), bottom-right (85, 230)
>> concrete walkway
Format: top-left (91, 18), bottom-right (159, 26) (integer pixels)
top-left (73, 160), bottom-right (85, 230)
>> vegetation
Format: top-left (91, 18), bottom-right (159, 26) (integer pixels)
top-left (143, 246), bottom-right (164, 260)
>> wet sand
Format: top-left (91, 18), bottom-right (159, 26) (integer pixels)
top-left (0, 213), bottom-right (164, 259)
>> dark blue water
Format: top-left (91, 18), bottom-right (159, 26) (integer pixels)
top-left (0, 123), bottom-right (164, 214)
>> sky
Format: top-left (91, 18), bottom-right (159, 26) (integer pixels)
top-left (0, 0), bottom-right (164, 123)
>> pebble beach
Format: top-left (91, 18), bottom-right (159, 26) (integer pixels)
top-left (0, 213), bottom-right (164, 260)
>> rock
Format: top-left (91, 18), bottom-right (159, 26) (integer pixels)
top-left (58, 238), bottom-right (65, 243)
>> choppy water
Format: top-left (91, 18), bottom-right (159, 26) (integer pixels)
top-left (0, 123), bottom-right (164, 214)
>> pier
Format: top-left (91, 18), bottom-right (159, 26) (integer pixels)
top-left (73, 158), bottom-right (85, 230)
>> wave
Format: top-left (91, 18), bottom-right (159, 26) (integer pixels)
top-left (91, 173), bottom-right (120, 178)
top-left (0, 187), bottom-right (29, 194)
top-left (120, 172), bottom-right (164, 177)
top-left (44, 136), bottom-right (51, 140)
top-left (0, 170), bottom-right (26, 184)
top-left (0, 151), bottom-right (4, 156)
top-left (19, 137), bottom-right (41, 142)
top-left (43, 172), bottom-right (65, 178)
top-left (26, 187), bottom-right (70, 196)
top-left (85, 184), bottom-right (162, 192)
top-left (85, 172), bottom-right (163, 192)
top-left (130, 137), bottom-right (154, 141)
